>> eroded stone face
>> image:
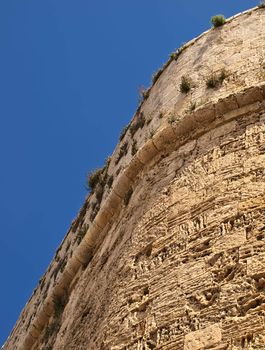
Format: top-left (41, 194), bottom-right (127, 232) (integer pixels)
top-left (4, 6), bottom-right (265, 350)
top-left (17, 107), bottom-right (264, 350)
top-left (184, 324), bottom-right (222, 350)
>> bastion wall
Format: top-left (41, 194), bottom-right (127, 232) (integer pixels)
top-left (4, 6), bottom-right (265, 350)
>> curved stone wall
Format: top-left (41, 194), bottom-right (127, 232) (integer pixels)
top-left (3, 6), bottom-right (265, 350)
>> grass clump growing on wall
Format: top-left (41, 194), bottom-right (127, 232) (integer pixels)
top-left (180, 76), bottom-right (193, 93)
top-left (167, 115), bottom-right (176, 124)
top-left (206, 69), bottom-right (227, 89)
top-left (87, 168), bottom-right (103, 191)
top-left (86, 156), bottom-right (112, 192)
top-left (211, 15), bottom-right (226, 28)
top-left (170, 43), bottom-right (187, 61)
top-left (206, 74), bottom-right (219, 88)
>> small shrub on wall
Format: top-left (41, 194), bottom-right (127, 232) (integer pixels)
top-left (167, 115), bottom-right (176, 124)
top-left (206, 74), bottom-right (219, 88)
top-left (87, 169), bottom-right (103, 191)
top-left (206, 69), bottom-right (227, 89)
top-left (211, 15), bottom-right (226, 28)
top-left (180, 76), bottom-right (193, 93)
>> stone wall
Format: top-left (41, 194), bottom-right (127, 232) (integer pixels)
top-left (3, 6), bottom-right (265, 350)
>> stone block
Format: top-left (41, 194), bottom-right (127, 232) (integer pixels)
top-left (236, 86), bottom-right (263, 107)
top-left (137, 139), bottom-right (159, 164)
top-left (184, 324), bottom-right (222, 350)
top-left (152, 125), bottom-right (176, 151)
top-left (112, 171), bottom-right (132, 198)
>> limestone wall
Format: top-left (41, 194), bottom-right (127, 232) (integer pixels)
top-left (3, 6), bottom-right (265, 350)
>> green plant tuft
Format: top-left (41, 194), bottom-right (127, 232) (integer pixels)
top-left (87, 168), bottom-right (103, 191)
top-left (259, 0), bottom-right (265, 8)
top-left (211, 14), bottom-right (226, 28)
top-left (170, 52), bottom-right (178, 60)
top-left (206, 69), bottom-right (227, 89)
top-left (170, 43), bottom-right (186, 61)
top-left (180, 76), bottom-right (193, 93)
top-left (167, 115), bottom-right (176, 124)
top-left (206, 73), bottom-right (219, 88)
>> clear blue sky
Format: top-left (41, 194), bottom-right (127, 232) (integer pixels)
top-left (0, 0), bottom-right (258, 345)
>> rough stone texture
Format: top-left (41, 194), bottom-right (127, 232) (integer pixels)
top-left (3, 6), bottom-right (265, 350)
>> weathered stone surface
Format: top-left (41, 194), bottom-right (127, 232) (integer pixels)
top-left (4, 6), bottom-right (265, 350)
top-left (184, 324), bottom-right (222, 350)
